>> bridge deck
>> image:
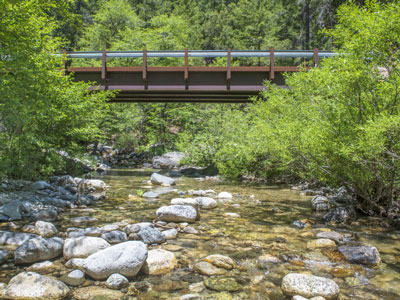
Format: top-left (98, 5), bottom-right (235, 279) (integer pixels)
top-left (66, 49), bottom-right (332, 103)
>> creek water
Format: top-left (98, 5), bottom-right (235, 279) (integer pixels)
top-left (1, 168), bottom-right (400, 300)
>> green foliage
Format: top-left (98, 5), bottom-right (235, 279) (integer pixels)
top-left (0, 0), bottom-right (112, 179)
top-left (180, 1), bottom-right (400, 218)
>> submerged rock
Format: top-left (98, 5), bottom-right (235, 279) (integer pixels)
top-left (82, 241), bottom-right (147, 280)
top-left (63, 236), bottom-right (110, 259)
top-left (31, 208), bottom-right (58, 222)
top-left (307, 239), bottom-right (336, 249)
top-left (338, 245), bottom-right (381, 266)
top-left (70, 216), bottom-right (98, 226)
top-left (281, 273), bottom-right (339, 299)
top-left (204, 277), bottom-right (240, 292)
top-left (4, 272), bottom-right (69, 300)
top-left (0, 249), bottom-right (9, 264)
top-left (204, 255), bottom-right (234, 270)
top-left (150, 173), bottom-right (175, 186)
top-left (60, 269), bottom-right (85, 286)
top-left (142, 249), bottom-right (176, 275)
top-left (194, 261), bottom-right (227, 276)
top-left (316, 231), bottom-right (343, 243)
top-left (15, 236), bottom-right (63, 264)
top-left (156, 205), bottom-right (198, 223)
top-left (106, 273), bottom-right (129, 290)
top-left (72, 286), bottom-right (124, 300)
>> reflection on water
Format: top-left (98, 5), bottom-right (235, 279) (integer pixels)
top-left (1, 168), bottom-right (399, 300)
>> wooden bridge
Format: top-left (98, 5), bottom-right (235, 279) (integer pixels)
top-left (65, 49), bottom-right (336, 103)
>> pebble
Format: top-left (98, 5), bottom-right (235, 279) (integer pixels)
top-left (105, 273), bottom-right (129, 290)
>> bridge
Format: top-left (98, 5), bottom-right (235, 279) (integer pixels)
top-left (65, 49), bottom-right (336, 103)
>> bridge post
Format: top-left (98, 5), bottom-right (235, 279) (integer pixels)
top-left (313, 48), bottom-right (319, 67)
top-left (101, 49), bottom-right (107, 80)
top-left (62, 49), bottom-right (68, 75)
top-left (227, 48), bottom-right (231, 90)
top-left (269, 48), bottom-right (275, 80)
top-left (143, 49), bottom-right (148, 90)
top-left (184, 48), bottom-right (189, 90)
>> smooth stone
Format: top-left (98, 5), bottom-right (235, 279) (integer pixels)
top-left (150, 173), bottom-right (175, 185)
top-left (137, 226), bottom-right (165, 244)
top-left (81, 179), bottom-right (107, 191)
top-left (100, 230), bottom-right (127, 244)
top-left (124, 224), bottom-right (140, 235)
top-left (156, 205), bottom-right (198, 223)
top-left (258, 254), bottom-right (280, 267)
top-left (162, 228), bottom-right (178, 240)
top-left (311, 196), bottom-right (331, 211)
top-left (181, 294), bottom-right (201, 300)
top-left (31, 208), bottom-right (58, 222)
top-left (307, 239), bottom-right (336, 249)
top-left (162, 244), bottom-right (183, 252)
top-left (14, 236), bottom-right (63, 264)
top-left (4, 272), bottom-right (69, 300)
top-left (82, 241), bottom-right (147, 280)
top-left (35, 221), bottom-right (57, 238)
top-left (70, 216), bottom-right (98, 226)
top-left (195, 197), bottom-right (217, 209)
top-left (194, 261), bottom-right (227, 276)
top-left (0, 200), bottom-right (22, 220)
top-left (72, 286), bottom-right (124, 300)
top-left (65, 258), bottom-right (85, 269)
top-left (204, 277), bottom-right (240, 292)
top-left (338, 245), bottom-right (381, 266)
top-left (0, 231), bottom-right (38, 247)
top-left (171, 198), bottom-right (198, 206)
top-left (106, 273), bottom-right (129, 290)
top-left (60, 269), bottom-right (85, 286)
top-left (142, 249), bottom-right (176, 275)
top-left (142, 187), bottom-right (177, 198)
top-left (204, 254), bottom-right (234, 270)
top-left (26, 260), bottom-right (61, 273)
top-left (184, 227), bottom-right (199, 234)
top-left (68, 231), bottom-right (85, 238)
top-left (281, 273), bottom-right (339, 299)
top-left (100, 224), bottom-right (120, 233)
top-left (84, 227), bottom-right (101, 237)
top-left (223, 212), bottom-right (240, 218)
top-left (63, 236), bottom-right (110, 259)
top-left (316, 231), bottom-right (343, 243)
top-left (217, 192), bottom-right (232, 199)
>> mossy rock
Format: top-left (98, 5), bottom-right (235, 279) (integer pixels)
top-left (204, 277), bottom-right (241, 292)
top-left (206, 292), bottom-right (233, 300)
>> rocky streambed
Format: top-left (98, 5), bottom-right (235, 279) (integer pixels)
top-left (0, 168), bottom-right (399, 300)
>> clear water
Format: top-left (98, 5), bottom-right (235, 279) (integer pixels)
top-left (1, 168), bottom-right (400, 300)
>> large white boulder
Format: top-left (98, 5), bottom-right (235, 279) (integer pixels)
top-left (82, 241), bottom-right (147, 280)
top-left (14, 237), bottom-right (63, 264)
top-left (35, 221), bottom-right (58, 238)
top-left (63, 236), bottom-right (110, 259)
top-left (281, 273), bottom-right (339, 299)
top-left (150, 173), bottom-right (175, 186)
top-left (4, 272), bottom-right (69, 300)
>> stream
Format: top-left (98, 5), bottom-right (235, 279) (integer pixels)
top-left (1, 168), bottom-right (400, 300)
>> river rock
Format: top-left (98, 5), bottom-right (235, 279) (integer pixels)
top-left (0, 231), bottom-right (38, 247)
top-left (82, 241), bottom-right (147, 280)
top-left (142, 249), bottom-right (176, 275)
top-left (338, 245), bottom-right (381, 266)
top-left (26, 260), bottom-right (62, 273)
top-left (162, 228), bottom-right (178, 240)
top-left (65, 258), bottom-right (85, 269)
top-left (323, 207), bottom-right (356, 223)
top-left (281, 273), bottom-right (339, 299)
top-left (195, 197), bottom-right (218, 209)
top-left (31, 208), bottom-right (58, 222)
top-left (292, 296), bottom-right (309, 300)
top-left (204, 255), bottom-right (234, 270)
top-left (106, 273), bottom-right (129, 289)
top-left (311, 196), bottom-right (331, 211)
top-left (156, 205), bottom-right (198, 223)
top-left (204, 277), bottom-right (240, 292)
top-left (15, 236), bottom-right (63, 264)
top-left (171, 198), bottom-right (198, 206)
top-left (307, 239), bottom-right (336, 249)
top-left (100, 230), bottom-right (127, 244)
top-left (4, 272), bottom-right (69, 300)
top-left (0, 249), bottom-right (9, 264)
top-left (60, 269), bottom-right (85, 286)
top-left (84, 227), bottom-right (101, 237)
top-left (81, 179), bottom-right (107, 192)
top-left (70, 216), bottom-right (98, 226)
top-left (217, 192), bottom-right (232, 199)
top-left (0, 200), bottom-right (21, 220)
top-left (143, 187), bottom-right (177, 198)
top-left (63, 236), bottom-right (110, 259)
top-left (184, 226), bottom-right (199, 234)
top-left (35, 221), bottom-right (57, 238)
top-left (258, 254), bottom-right (280, 267)
top-left (137, 226), bottom-right (165, 244)
top-left (150, 173), bottom-right (175, 186)
top-left (194, 261), bottom-right (227, 276)
top-left (316, 231), bottom-right (343, 243)
top-left (152, 152), bottom-right (185, 169)
top-left (124, 224), bottom-right (140, 235)
top-left (72, 286), bottom-right (124, 300)
top-left (100, 224), bottom-right (120, 233)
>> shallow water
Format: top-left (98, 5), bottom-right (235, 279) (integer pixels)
top-left (1, 168), bottom-right (400, 300)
